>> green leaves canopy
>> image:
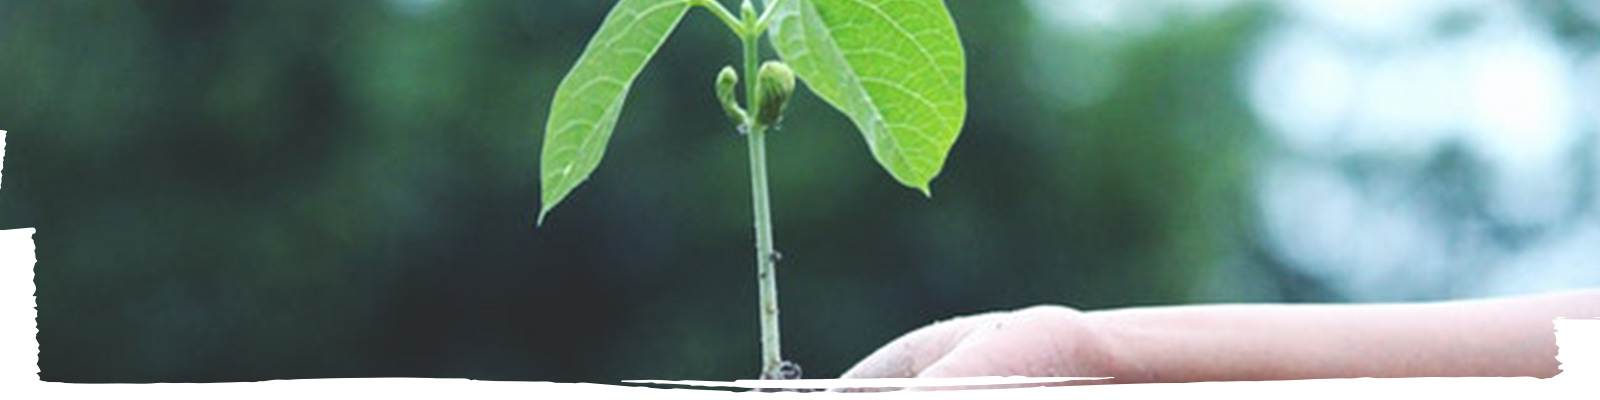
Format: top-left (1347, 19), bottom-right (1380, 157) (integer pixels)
top-left (539, 0), bottom-right (966, 222)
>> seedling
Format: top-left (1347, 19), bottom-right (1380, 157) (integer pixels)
top-left (537, 0), bottom-right (967, 379)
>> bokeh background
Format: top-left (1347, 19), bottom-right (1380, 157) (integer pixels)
top-left (3, 0), bottom-right (1598, 383)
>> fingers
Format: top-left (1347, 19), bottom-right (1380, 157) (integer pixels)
top-left (837, 311), bottom-right (997, 379)
top-left (909, 306), bottom-right (1108, 391)
top-left (909, 342), bottom-right (1078, 391)
top-left (835, 305), bottom-right (1100, 392)
top-left (834, 310), bottom-right (1012, 392)
top-left (908, 313), bottom-right (1054, 391)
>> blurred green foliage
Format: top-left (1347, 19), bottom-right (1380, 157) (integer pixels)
top-left (1, 0), bottom-right (1271, 383)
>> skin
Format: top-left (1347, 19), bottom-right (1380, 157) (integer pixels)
top-left (837, 289), bottom-right (1600, 391)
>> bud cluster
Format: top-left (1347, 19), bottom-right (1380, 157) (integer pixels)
top-left (714, 61), bottom-right (796, 132)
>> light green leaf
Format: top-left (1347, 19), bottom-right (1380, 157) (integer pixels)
top-left (764, 0), bottom-right (967, 195)
top-left (540, 0), bottom-right (693, 224)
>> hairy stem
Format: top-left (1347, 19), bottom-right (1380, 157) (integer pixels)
top-left (740, 0), bottom-right (783, 378)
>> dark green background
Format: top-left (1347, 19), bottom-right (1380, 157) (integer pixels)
top-left (2, 0), bottom-right (1595, 383)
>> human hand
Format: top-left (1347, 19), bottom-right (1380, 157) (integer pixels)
top-left (836, 305), bottom-right (1126, 391)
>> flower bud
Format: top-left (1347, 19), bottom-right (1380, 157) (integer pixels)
top-left (741, 0), bottom-right (757, 23)
top-left (755, 61), bottom-right (796, 127)
top-left (716, 66), bottom-right (747, 127)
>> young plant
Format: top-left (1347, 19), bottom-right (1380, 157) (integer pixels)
top-left (537, 0), bottom-right (967, 379)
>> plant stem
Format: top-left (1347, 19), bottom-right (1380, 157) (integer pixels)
top-left (740, 2), bottom-right (783, 378)
top-left (695, 0), bottom-right (745, 36)
top-left (753, 0), bottom-right (793, 32)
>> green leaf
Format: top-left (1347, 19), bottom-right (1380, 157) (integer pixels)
top-left (539, 0), bottom-right (693, 224)
top-left (764, 0), bottom-right (967, 195)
